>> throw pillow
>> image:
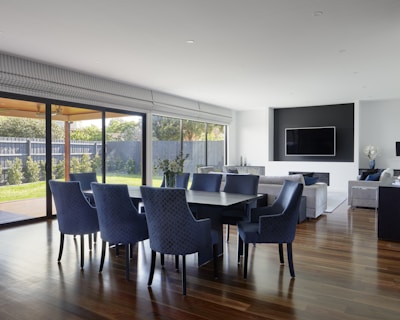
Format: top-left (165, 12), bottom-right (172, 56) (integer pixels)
top-left (360, 169), bottom-right (378, 180)
top-left (366, 172), bottom-right (381, 181)
top-left (304, 176), bottom-right (319, 185)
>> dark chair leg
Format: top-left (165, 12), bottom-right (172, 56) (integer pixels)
top-left (160, 253), bottom-right (165, 268)
top-left (80, 235), bottom-right (84, 269)
top-left (148, 250), bottom-right (156, 286)
top-left (93, 232), bottom-right (97, 243)
top-left (99, 240), bottom-right (107, 273)
top-left (243, 243), bottom-right (249, 279)
top-left (279, 243), bottom-right (284, 264)
top-left (237, 236), bottom-right (243, 263)
top-left (212, 244), bottom-right (218, 279)
top-left (287, 243), bottom-right (295, 278)
top-left (182, 255), bottom-right (186, 295)
top-left (89, 234), bottom-right (93, 251)
top-left (125, 244), bottom-right (130, 280)
top-left (57, 233), bottom-right (64, 262)
top-left (226, 224), bottom-right (230, 242)
top-left (175, 255), bottom-right (179, 271)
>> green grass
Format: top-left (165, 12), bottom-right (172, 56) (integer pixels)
top-left (0, 174), bottom-right (165, 202)
top-left (0, 181), bottom-right (46, 202)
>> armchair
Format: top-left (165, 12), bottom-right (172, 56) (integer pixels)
top-left (190, 173), bottom-right (222, 192)
top-left (237, 180), bottom-right (303, 279)
top-left (49, 180), bottom-right (99, 269)
top-left (221, 174), bottom-right (260, 241)
top-left (140, 186), bottom-right (218, 295)
top-left (91, 183), bottom-right (149, 280)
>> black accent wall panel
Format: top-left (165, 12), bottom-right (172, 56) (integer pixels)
top-left (274, 103), bottom-right (354, 162)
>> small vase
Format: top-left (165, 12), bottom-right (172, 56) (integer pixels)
top-left (165, 172), bottom-right (176, 188)
top-left (369, 159), bottom-right (375, 169)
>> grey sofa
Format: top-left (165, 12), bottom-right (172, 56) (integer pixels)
top-left (347, 168), bottom-right (394, 208)
top-left (216, 173), bottom-right (328, 219)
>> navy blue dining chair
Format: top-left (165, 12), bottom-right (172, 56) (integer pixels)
top-left (237, 180), bottom-right (303, 279)
top-left (190, 173), bottom-right (222, 192)
top-left (221, 174), bottom-right (260, 241)
top-left (160, 172), bottom-right (190, 189)
top-left (140, 186), bottom-right (218, 295)
top-left (49, 180), bottom-right (99, 269)
top-left (91, 183), bottom-right (149, 280)
top-left (69, 172), bottom-right (98, 191)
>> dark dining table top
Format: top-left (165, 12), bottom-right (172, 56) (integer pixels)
top-left (85, 185), bottom-right (261, 207)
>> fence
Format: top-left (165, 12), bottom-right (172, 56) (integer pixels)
top-left (0, 137), bottom-right (224, 182)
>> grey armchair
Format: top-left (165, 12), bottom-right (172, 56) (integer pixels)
top-left (237, 180), bottom-right (303, 279)
top-left (140, 186), bottom-right (218, 295)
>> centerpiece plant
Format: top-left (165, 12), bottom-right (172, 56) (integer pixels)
top-left (155, 152), bottom-right (189, 187)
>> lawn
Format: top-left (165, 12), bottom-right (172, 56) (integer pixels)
top-left (0, 174), bottom-right (164, 202)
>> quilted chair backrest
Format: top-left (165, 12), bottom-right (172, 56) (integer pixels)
top-left (69, 172), bottom-right (98, 190)
top-left (160, 173), bottom-right (190, 189)
top-left (91, 183), bottom-right (148, 244)
top-left (140, 186), bottom-right (211, 255)
top-left (190, 173), bottom-right (222, 192)
top-left (176, 173), bottom-right (190, 189)
top-left (259, 180), bottom-right (303, 243)
top-left (223, 174), bottom-right (260, 195)
top-left (49, 180), bottom-right (99, 235)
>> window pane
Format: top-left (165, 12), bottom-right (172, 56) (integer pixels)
top-left (207, 123), bottom-right (225, 171)
top-left (105, 112), bottom-right (143, 186)
top-left (152, 115), bottom-right (181, 186)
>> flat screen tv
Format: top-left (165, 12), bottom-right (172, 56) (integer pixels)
top-left (285, 126), bottom-right (336, 156)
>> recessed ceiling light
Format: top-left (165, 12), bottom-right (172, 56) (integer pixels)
top-left (186, 40), bottom-right (195, 44)
top-left (313, 11), bottom-right (324, 17)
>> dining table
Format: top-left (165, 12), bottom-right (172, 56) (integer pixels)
top-left (85, 186), bottom-right (263, 266)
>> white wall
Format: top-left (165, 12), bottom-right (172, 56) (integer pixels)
top-left (359, 99), bottom-right (400, 170)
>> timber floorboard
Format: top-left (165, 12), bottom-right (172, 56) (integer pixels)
top-left (1, 202), bottom-right (400, 319)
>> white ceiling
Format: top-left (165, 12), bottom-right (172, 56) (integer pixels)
top-left (1, 0), bottom-right (400, 111)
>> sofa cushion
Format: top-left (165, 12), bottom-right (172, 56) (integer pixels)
top-left (259, 174), bottom-right (305, 185)
top-left (380, 168), bottom-right (394, 183)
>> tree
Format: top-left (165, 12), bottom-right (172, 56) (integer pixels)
top-left (0, 116), bottom-right (64, 139)
top-left (70, 125), bottom-right (102, 141)
top-left (152, 115), bottom-right (180, 141)
top-left (182, 120), bottom-right (205, 141)
top-left (106, 119), bottom-right (142, 141)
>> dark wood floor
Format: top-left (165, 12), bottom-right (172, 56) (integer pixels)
top-left (1, 202), bottom-right (400, 320)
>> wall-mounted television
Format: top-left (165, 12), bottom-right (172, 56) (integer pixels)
top-left (285, 126), bottom-right (336, 156)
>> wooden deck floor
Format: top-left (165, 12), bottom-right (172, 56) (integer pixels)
top-left (1, 202), bottom-right (400, 319)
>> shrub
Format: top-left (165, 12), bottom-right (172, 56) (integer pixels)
top-left (126, 159), bottom-right (136, 174)
top-left (80, 154), bottom-right (93, 172)
top-left (24, 156), bottom-right (40, 182)
top-left (53, 159), bottom-right (65, 179)
top-left (6, 158), bottom-right (24, 185)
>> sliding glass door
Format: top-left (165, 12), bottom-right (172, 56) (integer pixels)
top-left (0, 98), bottom-right (48, 223)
